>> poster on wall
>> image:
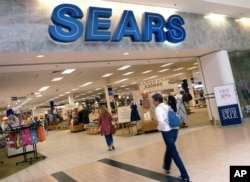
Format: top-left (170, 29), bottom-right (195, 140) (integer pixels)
top-left (214, 84), bottom-right (242, 127)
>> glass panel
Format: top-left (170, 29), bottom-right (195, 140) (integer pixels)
top-left (229, 51), bottom-right (250, 118)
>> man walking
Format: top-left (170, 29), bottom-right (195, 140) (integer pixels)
top-left (152, 93), bottom-right (190, 182)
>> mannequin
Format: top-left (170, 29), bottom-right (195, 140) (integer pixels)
top-left (130, 100), bottom-right (141, 135)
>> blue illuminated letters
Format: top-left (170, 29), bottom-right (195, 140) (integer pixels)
top-left (49, 4), bottom-right (84, 43)
top-left (49, 4), bottom-right (186, 43)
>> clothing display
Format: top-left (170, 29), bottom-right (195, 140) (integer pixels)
top-left (142, 91), bottom-right (150, 108)
top-left (130, 104), bottom-right (141, 121)
top-left (6, 123), bottom-right (46, 149)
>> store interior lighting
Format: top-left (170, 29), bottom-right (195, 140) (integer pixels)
top-left (102, 73), bottom-right (113, 77)
top-left (141, 70), bottom-right (153, 74)
top-left (61, 69), bottom-right (76, 74)
top-left (38, 86), bottom-right (50, 92)
top-left (51, 77), bottom-right (63, 82)
top-left (204, 13), bottom-right (227, 20)
top-left (160, 63), bottom-right (173, 67)
top-left (117, 65), bottom-right (131, 70)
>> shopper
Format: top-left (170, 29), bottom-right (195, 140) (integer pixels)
top-left (152, 93), bottom-right (190, 182)
top-left (168, 92), bottom-right (177, 112)
top-left (98, 106), bottom-right (115, 151)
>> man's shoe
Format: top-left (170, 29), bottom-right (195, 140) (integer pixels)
top-left (178, 176), bottom-right (190, 182)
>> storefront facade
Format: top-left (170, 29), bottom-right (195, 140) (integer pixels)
top-left (1, 0), bottom-right (250, 121)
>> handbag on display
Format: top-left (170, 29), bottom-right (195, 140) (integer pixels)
top-left (111, 125), bottom-right (116, 135)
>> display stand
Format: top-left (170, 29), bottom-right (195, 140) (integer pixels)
top-left (5, 123), bottom-right (46, 165)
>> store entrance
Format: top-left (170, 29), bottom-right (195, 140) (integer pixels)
top-left (0, 50), bottom-right (211, 133)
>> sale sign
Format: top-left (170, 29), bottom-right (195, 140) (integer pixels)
top-left (214, 84), bottom-right (242, 127)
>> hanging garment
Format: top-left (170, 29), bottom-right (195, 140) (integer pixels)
top-left (36, 126), bottom-right (46, 142)
top-left (6, 132), bottom-right (16, 148)
top-left (31, 128), bottom-right (38, 144)
top-left (130, 104), bottom-right (141, 121)
top-left (16, 132), bottom-right (21, 148)
top-left (22, 128), bottom-right (33, 146)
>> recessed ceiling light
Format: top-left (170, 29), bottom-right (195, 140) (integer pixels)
top-left (102, 73), bottom-right (113, 77)
top-left (123, 72), bottom-right (134, 76)
top-left (95, 88), bottom-right (101, 91)
top-left (158, 69), bottom-right (169, 73)
top-left (193, 62), bottom-right (198, 65)
top-left (34, 92), bottom-right (41, 95)
top-left (117, 65), bottom-right (131, 70)
top-left (174, 67), bottom-right (184, 71)
top-left (120, 85), bottom-right (127, 88)
top-left (65, 91), bottom-right (71, 94)
top-left (39, 86), bottom-right (50, 92)
top-left (51, 77), bottom-right (63, 82)
top-left (144, 75), bottom-right (158, 80)
top-left (36, 95), bottom-right (43, 97)
top-left (142, 70), bottom-right (153, 74)
top-left (160, 63), bottom-right (173, 67)
top-left (167, 73), bottom-right (183, 78)
top-left (62, 69), bottom-right (76, 74)
top-left (36, 55), bottom-right (44, 58)
top-left (186, 66), bottom-right (198, 70)
top-left (123, 52), bottom-right (129, 56)
top-left (131, 82), bottom-right (138, 84)
top-left (72, 88), bottom-right (79, 91)
top-left (81, 82), bottom-right (93, 87)
top-left (204, 13), bottom-right (227, 20)
top-left (59, 94), bottom-right (64, 97)
top-left (115, 78), bottom-right (128, 83)
top-left (125, 88), bottom-right (130, 90)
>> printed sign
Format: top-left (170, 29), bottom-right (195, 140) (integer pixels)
top-left (117, 106), bottom-right (131, 123)
top-left (139, 77), bottom-right (176, 93)
top-left (214, 84), bottom-right (242, 126)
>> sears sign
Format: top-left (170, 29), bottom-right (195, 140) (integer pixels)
top-left (48, 4), bottom-right (186, 43)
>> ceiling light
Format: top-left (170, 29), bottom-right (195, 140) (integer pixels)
top-left (115, 78), bottom-right (128, 83)
top-left (62, 69), bottom-right (76, 74)
top-left (204, 13), bottom-right (227, 20)
top-left (168, 73), bottom-right (183, 78)
top-left (87, 91), bottom-right (93, 93)
top-left (51, 77), bottom-right (63, 82)
top-left (36, 95), bottom-right (43, 98)
top-left (65, 91), bottom-right (71, 94)
top-left (123, 72), bottom-right (134, 76)
top-left (39, 86), bottom-right (50, 92)
top-left (158, 69), bottom-right (169, 73)
top-left (36, 55), bottom-right (44, 58)
top-left (121, 85), bottom-right (127, 88)
top-left (125, 88), bottom-right (130, 90)
top-left (160, 63), bottom-right (173, 67)
top-left (117, 65), bottom-right (131, 70)
top-left (34, 92), bottom-right (41, 95)
top-left (174, 67), bottom-right (184, 71)
top-left (59, 94), bottom-right (64, 97)
top-left (123, 52), bottom-right (129, 56)
top-left (144, 75), bottom-right (158, 80)
top-left (142, 70), bottom-right (153, 74)
top-left (95, 88), bottom-right (101, 91)
top-left (186, 66), bottom-right (197, 70)
top-left (194, 62), bottom-right (198, 65)
top-left (80, 82), bottom-right (93, 87)
top-left (102, 73), bottom-right (113, 77)
top-left (81, 93), bottom-right (85, 96)
top-left (72, 88), bottom-right (79, 91)
top-left (236, 17), bottom-right (250, 23)
top-left (131, 82), bottom-right (138, 84)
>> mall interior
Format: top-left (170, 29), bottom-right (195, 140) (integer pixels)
top-left (1, 0), bottom-right (250, 182)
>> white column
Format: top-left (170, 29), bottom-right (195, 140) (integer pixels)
top-left (104, 85), bottom-right (112, 113)
top-left (198, 50), bottom-right (240, 121)
top-left (68, 94), bottom-right (75, 105)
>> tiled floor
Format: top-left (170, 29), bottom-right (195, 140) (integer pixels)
top-left (1, 108), bottom-right (250, 182)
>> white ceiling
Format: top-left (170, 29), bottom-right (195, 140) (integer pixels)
top-left (105, 0), bottom-right (250, 18)
top-left (0, 49), bottom-right (210, 110)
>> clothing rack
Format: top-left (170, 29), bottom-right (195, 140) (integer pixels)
top-left (5, 122), bottom-right (46, 165)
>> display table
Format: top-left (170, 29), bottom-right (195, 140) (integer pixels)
top-left (141, 120), bottom-right (158, 132)
top-left (121, 122), bottom-right (134, 135)
top-left (85, 123), bottom-right (99, 134)
top-left (69, 123), bottom-right (84, 132)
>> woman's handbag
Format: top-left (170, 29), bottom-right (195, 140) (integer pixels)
top-left (111, 125), bottom-right (116, 135)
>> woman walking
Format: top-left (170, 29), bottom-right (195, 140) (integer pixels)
top-left (98, 106), bottom-right (115, 151)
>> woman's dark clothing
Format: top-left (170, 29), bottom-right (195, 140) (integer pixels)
top-left (168, 95), bottom-right (177, 112)
top-left (130, 104), bottom-right (141, 121)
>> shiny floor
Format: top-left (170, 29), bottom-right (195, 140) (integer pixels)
top-left (1, 109), bottom-right (250, 182)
